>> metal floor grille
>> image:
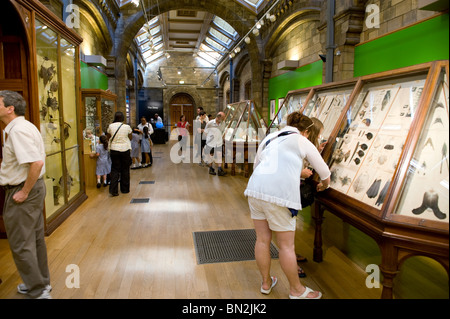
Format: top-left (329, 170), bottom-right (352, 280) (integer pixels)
top-left (130, 198), bottom-right (150, 204)
top-left (193, 229), bottom-right (279, 265)
top-left (139, 181), bottom-right (155, 184)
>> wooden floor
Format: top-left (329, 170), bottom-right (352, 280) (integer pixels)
top-left (0, 142), bottom-right (382, 299)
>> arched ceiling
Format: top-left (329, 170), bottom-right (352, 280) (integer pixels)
top-left (118, 0), bottom-right (264, 67)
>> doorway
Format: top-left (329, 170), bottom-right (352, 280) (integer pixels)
top-left (169, 93), bottom-right (195, 135)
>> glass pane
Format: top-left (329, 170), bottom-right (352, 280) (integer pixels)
top-left (223, 102), bottom-right (247, 141)
top-left (213, 16), bottom-right (237, 37)
top-left (307, 88), bottom-right (353, 141)
top-left (36, 20), bottom-right (61, 155)
top-left (44, 152), bottom-right (65, 220)
top-left (394, 69), bottom-right (449, 222)
top-left (65, 146), bottom-right (81, 202)
top-left (101, 98), bottom-right (115, 135)
top-left (83, 96), bottom-right (99, 153)
top-left (270, 93), bottom-right (308, 132)
top-left (60, 39), bottom-right (78, 149)
top-left (328, 75), bottom-right (426, 209)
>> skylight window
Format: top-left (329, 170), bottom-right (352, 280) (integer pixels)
top-left (145, 51), bottom-right (164, 63)
top-left (205, 37), bottom-right (225, 52)
top-left (212, 16), bottom-right (237, 37)
top-left (209, 28), bottom-right (231, 46)
top-left (150, 25), bottom-right (161, 36)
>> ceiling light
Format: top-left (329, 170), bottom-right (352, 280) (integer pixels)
top-left (179, 80), bottom-right (185, 84)
top-left (245, 37), bottom-right (251, 44)
top-left (256, 22), bottom-right (261, 29)
top-left (252, 28), bottom-right (259, 36)
top-left (131, 0), bottom-right (139, 7)
top-left (270, 15), bottom-right (276, 22)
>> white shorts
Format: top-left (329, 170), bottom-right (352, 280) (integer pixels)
top-left (248, 196), bottom-right (296, 232)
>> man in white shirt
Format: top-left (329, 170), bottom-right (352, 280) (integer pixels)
top-left (204, 112), bottom-right (226, 176)
top-left (0, 91), bottom-right (51, 299)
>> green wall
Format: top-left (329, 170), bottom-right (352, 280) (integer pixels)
top-left (355, 14), bottom-right (449, 77)
top-left (268, 60), bottom-right (323, 119)
top-left (80, 61), bottom-right (109, 90)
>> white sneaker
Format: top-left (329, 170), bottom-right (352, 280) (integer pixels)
top-left (17, 283), bottom-right (52, 295)
top-left (36, 290), bottom-right (52, 299)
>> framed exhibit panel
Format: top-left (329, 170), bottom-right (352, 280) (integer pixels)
top-left (312, 61), bottom-right (449, 299)
top-left (0, 0), bottom-right (87, 237)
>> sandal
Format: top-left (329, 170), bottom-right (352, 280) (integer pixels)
top-left (260, 276), bottom-right (277, 295)
top-left (298, 266), bottom-right (306, 278)
top-left (289, 286), bottom-right (322, 299)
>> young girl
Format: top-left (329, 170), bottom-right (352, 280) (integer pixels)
top-left (141, 126), bottom-right (152, 167)
top-left (94, 135), bottom-right (112, 188)
top-left (130, 127), bottom-right (141, 169)
top-left (177, 114), bottom-right (190, 159)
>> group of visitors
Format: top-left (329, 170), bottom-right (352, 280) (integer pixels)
top-left (0, 90), bottom-right (331, 299)
top-left (177, 107), bottom-right (226, 176)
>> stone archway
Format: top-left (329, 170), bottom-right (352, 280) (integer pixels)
top-left (113, 0), bottom-right (263, 115)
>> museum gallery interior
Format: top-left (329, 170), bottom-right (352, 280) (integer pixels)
top-left (0, 0), bottom-right (448, 300)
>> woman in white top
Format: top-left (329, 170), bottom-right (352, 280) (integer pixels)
top-left (107, 111), bottom-right (132, 196)
top-left (244, 112), bottom-right (331, 299)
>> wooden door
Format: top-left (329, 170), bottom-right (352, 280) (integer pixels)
top-left (169, 93), bottom-right (195, 134)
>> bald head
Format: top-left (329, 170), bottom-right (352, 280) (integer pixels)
top-left (216, 112), bottom-right (225, 123)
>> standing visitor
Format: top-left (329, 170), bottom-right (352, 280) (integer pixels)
top-left (244, 112), bottom-right (331, 299)
top-left (107, 111), bottom-right (132, 196)
top-left (0, 90), bottom-right (51, 299)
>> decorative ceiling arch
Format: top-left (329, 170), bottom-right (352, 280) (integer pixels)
top-left (219, 71), bottom-right (230, 88)
top-left (77, 0), bottom-right (114, 52)
top-left (265, 8), bottom-right (320, 57)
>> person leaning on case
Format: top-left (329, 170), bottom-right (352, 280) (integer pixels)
top-left (244, 111), bottom-right (331, 299)
top-left (0, 90), bottom-right (51, 299)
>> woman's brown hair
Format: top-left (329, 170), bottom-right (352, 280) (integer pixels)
top-left (286, 111), bottom-right (313, 133)
top-left (307, 117), bottom-right (324, 148)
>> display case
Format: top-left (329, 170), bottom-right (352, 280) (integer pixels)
top-left (81, 89), bottom-right (117, 153)
top-left (267, 79), bottom-right (358, 142)
top-left (81, 89), bottom-right (117, 187)
top-left (221, 101), bottom-right (267, 177)
top-left (0, 0), bottom-right (87, 237)
top-left (311, 61), bottom-right (449, 298)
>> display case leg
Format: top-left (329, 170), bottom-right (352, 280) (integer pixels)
top-left (312, 202), bottom-right (325, 262)
top-left (379, 243), bottom-right (399, 299)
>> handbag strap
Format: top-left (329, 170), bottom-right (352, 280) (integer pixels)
top-left (263, 130), bottom-right (298, 149)
top-left (110, 123), bottom-right (124, 144)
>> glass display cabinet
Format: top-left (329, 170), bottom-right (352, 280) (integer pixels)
top-left (81, 89), bottom-right (117, 187)
top-left (267, 79), bottom-right (358, 144)
top-left (0, 0), bottom-right (87, 237)
top-left (81, 89), bottom-right (117, 153)
top-left (221, 100), bottom-right (268, 177)
top-left (312, 61), bottom-right (449, 298)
